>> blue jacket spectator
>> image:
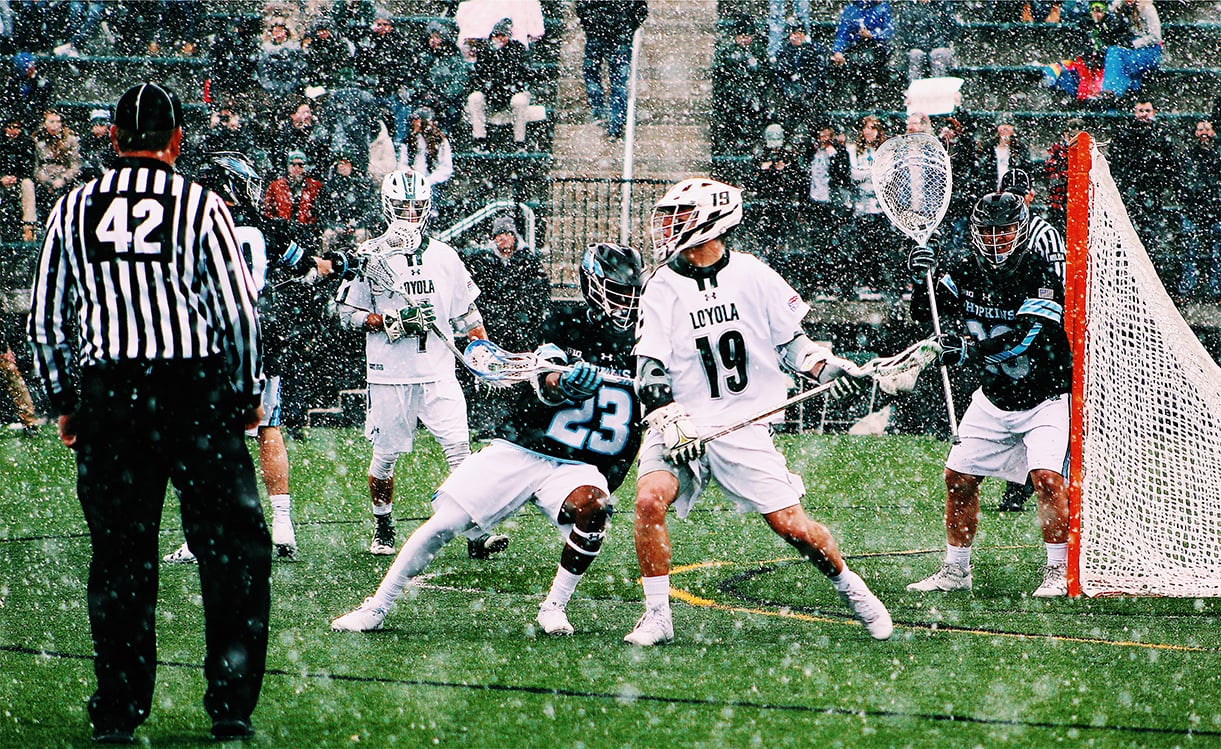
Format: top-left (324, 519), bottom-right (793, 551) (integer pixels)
top-left (832, 0), bottom-right (894, 57)
top-left (0, 52), bottom-right (52, 131)
top-left (1100, 0), bottom-right (1161, 99)
top-left (830, 0), bottom-right (895, 107)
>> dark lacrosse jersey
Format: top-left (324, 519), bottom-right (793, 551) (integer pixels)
top-left (912, 250), bottom-right (1072, 412)
top-left (491, 308), bottom-right (642, 492)
top-left (228, 207), bottom-right (309, 376)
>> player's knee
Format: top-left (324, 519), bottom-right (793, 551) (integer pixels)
top-left (369, 450), bottom-right (400, 480)
top-left (635, 472), bottom-right (676, 522)
top-left (1030, 469), bottom-right (1066, 500)
top-left (944, 468), bottom-right (980, 501)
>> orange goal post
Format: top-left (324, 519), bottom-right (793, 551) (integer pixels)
top-left (1064, 132), bottom-right (1221, 597)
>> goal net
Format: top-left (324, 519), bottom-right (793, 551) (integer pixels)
top-left (1065, 134), bottom-right (1221, 597)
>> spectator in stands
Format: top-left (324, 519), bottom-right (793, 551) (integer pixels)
top-left (937, 114), bottom-right (980, 252)
top-left (905, 111), bottom-right (934, 134)
top-left (748, 122), bottom-right (807, 292)
top-left (0, 52), bottom-right (51, 132)
top-left (455, 0), bottom-right (545, 61)
top-left (302, 16), bottom-right (356, 90)
top-left (331, 0), bottom-right (377, 45)
top-left (1021, 1), bottom-right (1064, 22)
top-left (771, 21), bottom-right (826, 143)
top-left (354, 9), bottom-right (416, 143)
top-left (0, 113), bottom-right (36, 242)
top-left (575, 0), bottom-right (647, 140)
top-left (273, 99), bottom-right (331, 176)
top-left (1108, 99), bottom-right (1176, 267)
top-left (206, 15), bottom-right (262, 111)
top-left (711, 16), bottom-right (770, 156)
top-left (1042, 116), bottom-right (1084, 235)
top-left (846, 115), bottom-right (894, 299)
top-left (318, 151), bottom-right (377, 255)
top-left (415, 20), bottom-right (469, 137)
top-left (463, 214), bottom-right (551, 437)
top-left (1099, 0), bottom-right (1161, 103)
top-left (829, 0), bottom-right (894, 108)
top-left (256, 16), bottom-right (307, 107)
top-left (399, 107), bottom-right (453, 225)
top-left (77, 107), bottom-right (113, 182)
top-left (1042, 0), bottom-right (1129, 104)
top-left (466, 17), bottom-right (534, 152)
top-left (1175, 120), bottom-right (1221, 301)
top-left (197, 103), bottom-right (258, 163)
top-left (11, 1), bottom-right (62, 53)
top-left (894, 0), bottom-right (957, 82)
top-left (149, 0), bottom-right (204, 56)
top-left (766, 1), bottom-right (810, 61)
top-left (975, 115), bottom-right (1034, 193)
top-left (31, 107), bottom-right (79, 216)
top-left (262, 149), bottom-right (324, 248)
top-left (804, 124), bottom-right (852, 297)
top-left (51, 1), bottom-right (106, 57)
top-left (310, 83), bottom-right (380, 177)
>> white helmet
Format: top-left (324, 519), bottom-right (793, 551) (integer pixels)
top-left (381, 169), bottom-right (431, 233)
top-left (649, 178), bottom-right (742, 264)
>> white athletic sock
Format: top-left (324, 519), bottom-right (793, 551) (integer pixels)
top-left (371, 498), bottom-right (473, 610)
top-left (545, 568), bottom-right (582, 608)
top-left (1045, 542), bottom-right (1068, 567)
top-left (642, 575), bottom-right (671, 611)
top-left (829, 566), bottom-right (860, 594)
top-left (270, 494), bottom-right (291, 522)
top-left (946, 544), bottom-right (972, 570)
top-left (372, 502), bottom-right (393, 517)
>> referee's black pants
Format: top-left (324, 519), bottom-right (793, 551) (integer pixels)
top-left (75, 359), bottom-right (271, 734)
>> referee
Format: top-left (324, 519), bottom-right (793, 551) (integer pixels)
top-left (27, 82), bottom-right (270, 744)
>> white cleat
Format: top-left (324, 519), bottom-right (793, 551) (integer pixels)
top-left (623, 606), bottom-right (674, 646)
top-left (1033, 564), bottom-right (1068, 597)
top-left (906, 562), bottom-right (972, 592)
top-left (162, 542), bottom-right (197, 564)
top-left (330, 598), bottom-right (388, 632)
top-left (271, 517), bottom-right (298, 560)
top-left (837, 571), bottom-right (894, 640)
top-left (536, 600), bottom-right (574, 636)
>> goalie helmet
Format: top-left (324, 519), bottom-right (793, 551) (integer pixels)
top-left (649, 178), bottom-right (742, 265)
top-left (580, 242), bottom-right (645, 331)
top-left (198, 151), bottom-right (263, 215)
top-left (381, 169), bottom-right (431, 234)
top-left (970, 191), bottom-right (1031, 273)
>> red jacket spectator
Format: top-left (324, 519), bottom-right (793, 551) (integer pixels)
top-left (262, 150), bottom-right (323, 245)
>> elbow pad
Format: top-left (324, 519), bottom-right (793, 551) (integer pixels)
top-left (636, 356), bottom-right (675, 415)
top-left (450, 304), bottom-right (484, 336)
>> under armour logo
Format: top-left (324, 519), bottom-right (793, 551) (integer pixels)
top-left (704, 291), bottom-right (717, 301)
top-left (411, 268), bottom-right (422, 276)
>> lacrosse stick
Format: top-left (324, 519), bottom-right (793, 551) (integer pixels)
top-left (871, 131), bottom-right (960, 443)
top-left (360, 248), bottom-right (467, 359)
top-left (463, 338), bottom-right (634, 389)
top-left (701, 338), bottom-right (941, 444)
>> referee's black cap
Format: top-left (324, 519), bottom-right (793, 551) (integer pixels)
top-left (114, 82), bottom-right (183, 133)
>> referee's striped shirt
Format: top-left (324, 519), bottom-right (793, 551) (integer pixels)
top-left (1029, 213), bottom-right (1066, 283)
top-left (27, 156), bottom-right (263, 415)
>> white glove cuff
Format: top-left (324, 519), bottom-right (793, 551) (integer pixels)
top-left (815, 355), bottom-right (865, 384)
top-left (645, 402), bottom-right (686, 432)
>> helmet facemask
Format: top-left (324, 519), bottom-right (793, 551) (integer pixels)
top-left (381, 170), bottom-right (431, 235)
top-left (203, 152), bottom-right (262, 213)
top-left (580, 243), bottom-right (645, 331)
top-left (648, 178), bottom-right (743, 265)
top-left (969, 192), bottom-right (1031, 274)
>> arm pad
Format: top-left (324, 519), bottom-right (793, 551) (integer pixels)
top-left (635, 356), bottom-right (675, 415)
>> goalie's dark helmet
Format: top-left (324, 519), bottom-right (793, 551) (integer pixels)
top-left (198, 151), bottom-right (263, 215)
top-left (970, 191), bottom-right (1031, 273)
top-left (580, 242), bottom-right (645, 331)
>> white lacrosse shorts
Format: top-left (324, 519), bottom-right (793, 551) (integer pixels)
top-left (245, 375), bottom-right (282, 437)
top-left (946, 388), bottom-right (1070, 484)
top-left (435, 440), bottom-right (610, 533)
top-left (365, 380), bottom-right (469, 453)
top-left (637, 422), bottom-right (804, 519)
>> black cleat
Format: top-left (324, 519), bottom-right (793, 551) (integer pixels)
top-left (211, 718), bottom-right (255, 741)
top-left (998, 481), bottom-right (1033, 512)
top-left (467, 533), bottom-right (509, 559)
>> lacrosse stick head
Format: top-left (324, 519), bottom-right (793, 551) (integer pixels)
top-left (462, 339), bottom-right (539, 389)
top-left (360, 251), bottom-right (402, 296)
top-left (864, 338), bottom-right (942, 396)
top-left (871, 132), bottom-right (952, 248)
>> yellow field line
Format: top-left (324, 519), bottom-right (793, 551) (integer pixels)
top-left (667, 558), bottom-right (1214, 653)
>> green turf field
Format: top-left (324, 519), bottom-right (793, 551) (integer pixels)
top-left (1, 428), bottom-right (1218, 748)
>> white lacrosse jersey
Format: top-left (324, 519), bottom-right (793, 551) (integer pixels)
top-left (635, 250), bottom-right (810, 429)
top-left (336, 236), bottom-right (479, 384)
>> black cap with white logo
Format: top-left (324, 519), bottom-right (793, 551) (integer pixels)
top-left (114, 82), bottom-right (183, 133)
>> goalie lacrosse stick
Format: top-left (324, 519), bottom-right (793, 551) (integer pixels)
top-left (871, 131), bottom-right (960, 443)
top-left (463, 338), bottom-right (634, 388)
top-left (701, 338), bottom-right (941, 444)
top-left (360, 247), bottom-right (467, 359)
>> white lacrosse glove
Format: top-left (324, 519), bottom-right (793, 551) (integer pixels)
top-left (557, 361), bottom-right (603, 402)
top-left (646, 402), bottom-right (704, 465)
top-left (815, 355), bottom-right (872, 401)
